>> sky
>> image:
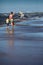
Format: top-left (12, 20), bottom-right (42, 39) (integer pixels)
top-left (0, 0), bottom-right (43, 13)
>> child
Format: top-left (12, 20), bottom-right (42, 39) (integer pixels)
top-left (6, 17), bottom-right (9, 27)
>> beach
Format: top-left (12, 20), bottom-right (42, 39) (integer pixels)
top-left (0, 0), bottom-right (43, 64)
top-left (0, 18), bottom-right (43, 65)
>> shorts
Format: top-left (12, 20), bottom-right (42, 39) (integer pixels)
top-left (11, 22), bottom-right (14, 26)
top-left (12, 22), bottom-right (14, 25)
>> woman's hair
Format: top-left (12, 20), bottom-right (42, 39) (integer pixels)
top-left (11, 12), bottom-right (13, 14)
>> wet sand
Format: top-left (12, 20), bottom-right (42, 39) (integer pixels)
top-left (0, 20), bottom-right (43, 65)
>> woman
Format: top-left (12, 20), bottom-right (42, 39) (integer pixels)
top-left (9, 12), bottom-right (14, 26)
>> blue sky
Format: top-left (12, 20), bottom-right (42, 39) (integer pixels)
top-left (0, 0), bottom-right (43, 13)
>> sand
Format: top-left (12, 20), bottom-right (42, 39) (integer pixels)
top-left (0, 20), bottom-right (43, 65)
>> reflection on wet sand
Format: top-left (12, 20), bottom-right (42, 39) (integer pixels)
top-left (6, 26), bottom-right (14, 46)
top-left (6, 26), bottom-right (14, 34)
top-left (6, 26), bottom-right (15, 60)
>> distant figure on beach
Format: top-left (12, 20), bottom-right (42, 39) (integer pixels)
top-left (6, 17), bottom-right (9, 28)
top-left (9, 12), bottom-right (14, 26)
